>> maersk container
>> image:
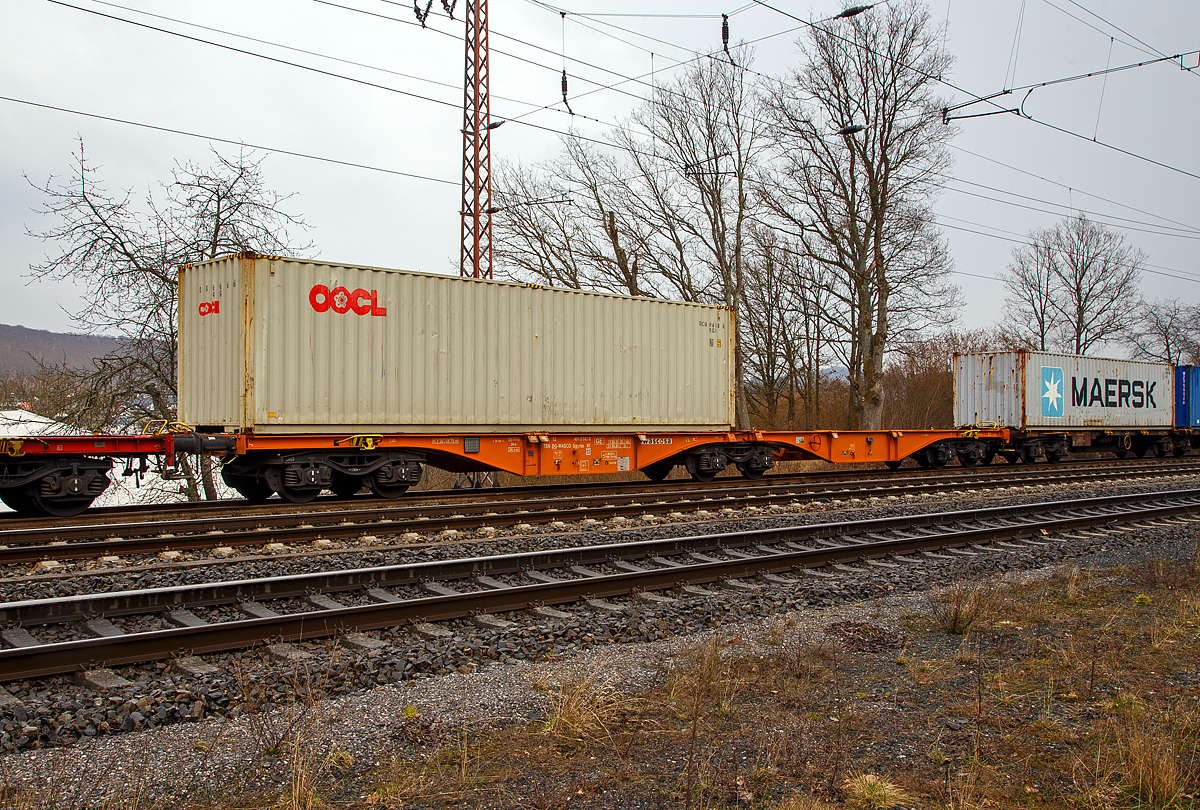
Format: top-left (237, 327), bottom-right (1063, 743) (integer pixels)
top-left (178, 254), bottom-right (735, 434)
top-left (953, 351), bottom-right (1173, 430)
top-left (1177, 366), bottom-right (1200, 429)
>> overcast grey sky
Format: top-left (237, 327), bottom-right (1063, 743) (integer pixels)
top-left (2, 0), bottom-right (1197, 337)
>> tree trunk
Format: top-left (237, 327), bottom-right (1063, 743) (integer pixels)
top-left (177, 456), bottom-right (201, 502)
top-left (200, 455), bottom-right (219, 501)
top-left (733, 329), bottom-right (752, 430)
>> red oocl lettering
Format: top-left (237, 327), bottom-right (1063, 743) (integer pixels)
top-left (349, 288), bottom-right (372, 316)
top-left (308, 284), bottom-right (386, 316)
top-left (309, 284), bottom-right (332, 312)
top-left (329, 286), bottom-right (352, 314)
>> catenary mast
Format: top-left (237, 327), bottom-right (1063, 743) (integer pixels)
top-left (460, 0), bottom-right (493, 278)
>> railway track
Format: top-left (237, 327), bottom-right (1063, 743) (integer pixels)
top-left (1, 488), bottom-right (1197, 682)
top-left (3, 459), bottom-right (1199, 566)
top-left (3, 456), bottom-right (1192, 530)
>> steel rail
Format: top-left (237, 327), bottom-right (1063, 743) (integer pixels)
top-left (4, 488), bottom-right (1198, 625)
top-left (4, 456), bottom-right (1193, 531)
top-left (0, 489), bottom-right (1196, 680)
top-left (3, 463), bottom-right (1199, 566)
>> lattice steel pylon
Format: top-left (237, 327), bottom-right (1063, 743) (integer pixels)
top-left (460, 0), bottom-right (493, 278)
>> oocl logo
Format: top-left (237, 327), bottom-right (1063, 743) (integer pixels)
top-left (308, 284), bottom-right (387, 316)
top-left (198, 300), bottom-right (220, 316)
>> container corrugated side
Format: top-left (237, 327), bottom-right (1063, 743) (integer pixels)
top-left (954, 352), bottom-right (1022, 428)
top-left (1178, 366), bottom-right (1200, 429)
top-left (178, 255), bottom-right (244, 428)
top-left (955, 351), bottom-right (1173, 429)
top-left (179, 255), bottom-right (735, 433)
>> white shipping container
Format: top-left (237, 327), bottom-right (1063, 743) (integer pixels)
top-left (178, 255), bottom-right (735, 433)
top-left (953, 351), bottom-right (1173, 429)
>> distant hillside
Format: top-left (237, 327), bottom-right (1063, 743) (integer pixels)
top-left (0, 324), bottom-right (121, 375)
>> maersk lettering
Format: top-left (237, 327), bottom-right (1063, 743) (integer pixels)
top-left (1070, 377), bottom-right (1156, 408)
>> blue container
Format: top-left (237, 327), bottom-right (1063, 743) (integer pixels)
top-left (1176, 365), bottom-right (1200, 428)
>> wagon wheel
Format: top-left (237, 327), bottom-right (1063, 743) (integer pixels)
top-left (233, 481), bottom-right (273, 503)
top-left (884, 460), bottom-right (903, 471)
top-left (0, 486), bottom-right (38, 517)
top-left (276, 482), bottom-right (321, 503)
top-left (368, 479), bottom-right (410, 499)
top-left (1113, 450), bottom-right (1129, 459)
top-left (980, 451), bottom-right (996, 466)
top-left (736, 462), bottom-right (767, 480)
top-left (221, 470), bottom-right (274, 503)
top-left (958, 453), bottom-right (978, 468)
top-left (685, 455), bottom-right (719, 483)
top-left (27, 488), bottom-right (95, 517)
top-left (642, 461), bottom-right (674, 482)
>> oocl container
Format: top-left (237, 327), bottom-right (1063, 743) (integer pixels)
top-left (953, 351), bottom-right (1173, 430)
top-left (178, 254), bottom-right (735, 434)
top-left (1177, 365), bottom-right (1200, 429)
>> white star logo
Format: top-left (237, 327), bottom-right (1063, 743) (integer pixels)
top-left (1043, 377), bottom-right (1062, 412)
top-left (333, 289), bottom-right (348, 309)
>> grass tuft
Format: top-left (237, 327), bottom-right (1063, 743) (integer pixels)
top-left (774, 790), bottom-right (836, 809)
top-left (539, 661), bottom-right (631, 741)
top-left (842, 772), bottom-right (911, 809)
top-left (929, 581), bottom-right (998, 634)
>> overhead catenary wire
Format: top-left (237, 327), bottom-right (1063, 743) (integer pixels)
top-left (79, 0), bottom-right (1189, 147)
top-left (79, 0), bottom-right (550, 116)
top-left (18, 80), bottom-right (1199, 284)
top-left (1004, 0), bottom-right (1028, 88)
top-left (750, 0), bottom-right (1200, 182)
top-left (949, 143), bottom-right (1200, 235)
top-left (932, 214), bottom-right (1200, 285)
top-left (26, 0), bottom-right (1200, 272)
top-left (0, 94), bottom-right (460, 186)
top-left (560, 12), bottom-right (574, 114)
top-left (43, 0), bottom-right (667, 165)
top-left (40, 0), bottom-right (1196, 186)
top-left (939, 180), bottom-right (1200, 241)
top-left (1093, 37), bottom-right (1114, 140)
top-left (49, 0), bottom-right (1200, 234)
top-left (136, 1), bottom-right (1200, 239)
top-left (754, 214), bottom-right (1199, 285)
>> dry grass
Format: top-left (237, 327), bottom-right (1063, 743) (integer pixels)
top-left (928, 581), bottom-right (999, 634)
top-left (6, 543), bottom-right (1200, 810)
top-left (538, 660), bottom-right (635, 741)
top-left (774, 790), bottom-right (836, 809)
top-left (841, 772), bottom-right (911, 808)
top-left (1075, 713), bottom-right (1198, 810)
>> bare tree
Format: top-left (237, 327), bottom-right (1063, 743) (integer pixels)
top-left (1002, 214), bottom-right (1143, 355)
top-left (0, 365), bottom-right (87, 426)
top-left (760, 0), bottom-right (959, 429)
top-left (741, 229), bottom-right (794, 427)
top-left (495, 49), bottom-right (763, 428)
top-left (741, 228), bottom-right (836, 429)
top-left (493, 144), bottom-right (651, 297)
top-left (630, 50), bottom-right (765, 430)
top-left (1000, 238), bottom-right (1058, 351)
top-left (882, 327), bottom-right (1011, 429)
top-left (1124, 297), bottom-right (1200, 364)
top-left (27, 141), bottom-right (310, 500)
